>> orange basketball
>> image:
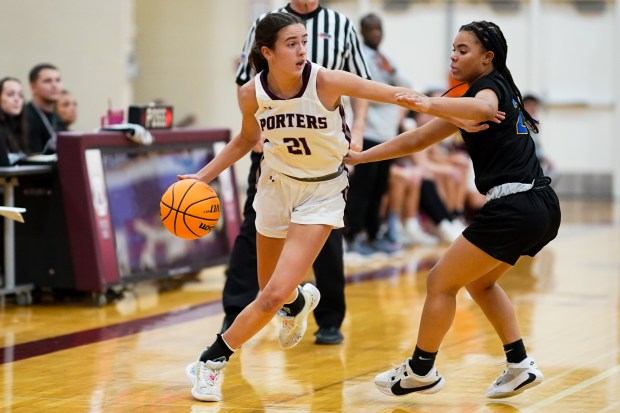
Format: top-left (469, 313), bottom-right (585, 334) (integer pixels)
top-left (160, 179), bottom-right (221, 239)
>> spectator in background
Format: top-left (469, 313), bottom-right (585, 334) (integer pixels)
top-left (385, 160), bottom-right (465, 246)
top-left (344, 12), bottom-right (409, 255)
top-left (397, 93), bottom-right (468, 242)
top-left (402, 91), bottom-right (487, 223)
top-left (384, 161), bottom-right (440, 246)
top-left (25, 63), bottom-right (65, 154)
top-left (403, 91), bottom-right (470, 221)
top-left (0, 77), bottom-right (30, 166)
top-left (55, 90), bottom-right (78, 130)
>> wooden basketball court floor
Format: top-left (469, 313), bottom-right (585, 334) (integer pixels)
top-left (1, 199), bottom-right (618, 412)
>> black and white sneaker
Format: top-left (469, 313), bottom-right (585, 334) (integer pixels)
top-left (486, 356), bottom-right (543, 398)
top-left (374, 359), bottom-right (445, 396)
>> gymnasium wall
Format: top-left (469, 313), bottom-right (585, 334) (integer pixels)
top-left (1, 0), bottom-right (618, 199)
top-left (327, 0), bottom-right (620, 199)
top-left (0, 0), bottom-right (134, 132)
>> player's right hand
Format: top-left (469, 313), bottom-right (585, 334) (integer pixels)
top-left (177, 174), bottom-right (200, 181)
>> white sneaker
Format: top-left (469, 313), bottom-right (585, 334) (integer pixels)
top-left (486, 357), bottom-right (543, 399)
top-left (437, 219), bottom-right (465, 243)
top-left (398, 227), bottom-right (414, 247)
top-left (190, 358), bottom-right (228, 402)
top-left (276, 283), bottom-right (321, 349)
top-left (405, 219), bottom-right (439, 246)
top-left (374, 359), bottom-right (445, 396)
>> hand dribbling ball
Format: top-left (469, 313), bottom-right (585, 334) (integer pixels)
top-left (160, 179), bottom-right (221, 239)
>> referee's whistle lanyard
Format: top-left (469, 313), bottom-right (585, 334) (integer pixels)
top-left (32, 103), bottom-right (58, 153)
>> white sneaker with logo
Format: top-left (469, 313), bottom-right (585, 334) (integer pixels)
top-left (276, 283), bottom-right (321, 349)
top-left (486, 356), bottom-right (543, 398)
top-left (190, 358), bottom-right (228, 402)
top-left (374, 359), bottom-right (445, 396)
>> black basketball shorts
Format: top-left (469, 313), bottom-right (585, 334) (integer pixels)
top-left (462, 185), bottom-right (561, 265)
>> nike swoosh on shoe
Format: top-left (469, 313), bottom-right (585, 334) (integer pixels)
top-left (390, 377), bottom-right (443, 395)
top-left (514, 373), bottom-right (537, 391)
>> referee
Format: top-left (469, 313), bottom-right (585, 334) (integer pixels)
top-left (221, 0), bottom-right (371, 345)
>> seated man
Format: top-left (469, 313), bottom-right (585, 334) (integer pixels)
top-left (25, 63), bottom-right (65, 154)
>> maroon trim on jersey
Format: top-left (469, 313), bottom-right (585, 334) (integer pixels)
top-left (256, 146), bottom-right (265, 184)
top-left (260, 60), bottom-right (312, 100)
top-left (338, 104), bottom-right (352, 146)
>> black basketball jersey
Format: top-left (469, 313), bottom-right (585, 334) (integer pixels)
top-left (460, 71), bottom-right (542, 195)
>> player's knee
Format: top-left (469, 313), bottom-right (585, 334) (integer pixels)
top-left (426, 272), bottom-right (461, 296)
top-left (257, 288), bottom-right (290, 313)
top-left (466, 282), bottom-right (496, 301)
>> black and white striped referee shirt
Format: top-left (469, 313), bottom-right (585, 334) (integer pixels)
top-left (235, 4), bottom-right (371, 86)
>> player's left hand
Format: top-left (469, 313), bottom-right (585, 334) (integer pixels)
top-left (448, 111), bottom-right (505, 132)
top-left (491, 111), bottom-right (506, 123)
top-left (395, 91), bottom-right (430, 112)
top-left (454, 119), bottom-right (491, 132)
top-left (343, 150), bottom-right (363, 165)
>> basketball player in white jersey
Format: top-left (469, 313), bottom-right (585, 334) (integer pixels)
top-left (179, 12), bottom-right (494, 402)
top-left (224, 0), bottom-right (371, 346)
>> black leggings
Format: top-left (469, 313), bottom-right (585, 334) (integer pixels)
top-left (420, 179), bottom-right (451, 224)
top-left (344, 139), bottom-right (392, 241)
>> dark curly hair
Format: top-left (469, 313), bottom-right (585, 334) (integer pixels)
top-left (460, 21), bottom-right (538, 134)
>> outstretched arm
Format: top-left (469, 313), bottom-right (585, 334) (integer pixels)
top-left (179, 84), bottom-right (261, 184)
top-left (317, 69), bottom-right (503, 133)
top-left (318, 69), bottom-right (409, 108)
top-left (395, 88), bottom-right (504, 124)
top-left (344, 118), bottom-right (458, 165)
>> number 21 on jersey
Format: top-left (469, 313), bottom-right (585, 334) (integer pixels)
top-left (284, 137), bottom-right (312, 155)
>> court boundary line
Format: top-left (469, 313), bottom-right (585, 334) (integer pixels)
top-left (0, 257), bottom-right (437, 364)
top-left (521, 364), bottom-right (620, 413)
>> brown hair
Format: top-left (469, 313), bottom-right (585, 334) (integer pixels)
top-left (249, 12), bottom-right (304, 73)
top-left (0, 77), bottom-right (29, 154)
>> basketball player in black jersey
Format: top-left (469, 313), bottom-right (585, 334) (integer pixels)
top-left (345, 20), bottom-right (561, 400)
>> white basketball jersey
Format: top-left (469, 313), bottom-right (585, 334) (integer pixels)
top-left (254, 61), bottom-right (351, 178)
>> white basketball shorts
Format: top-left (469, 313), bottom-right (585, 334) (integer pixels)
top-left (253, 163), bottom-right (348, 238)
